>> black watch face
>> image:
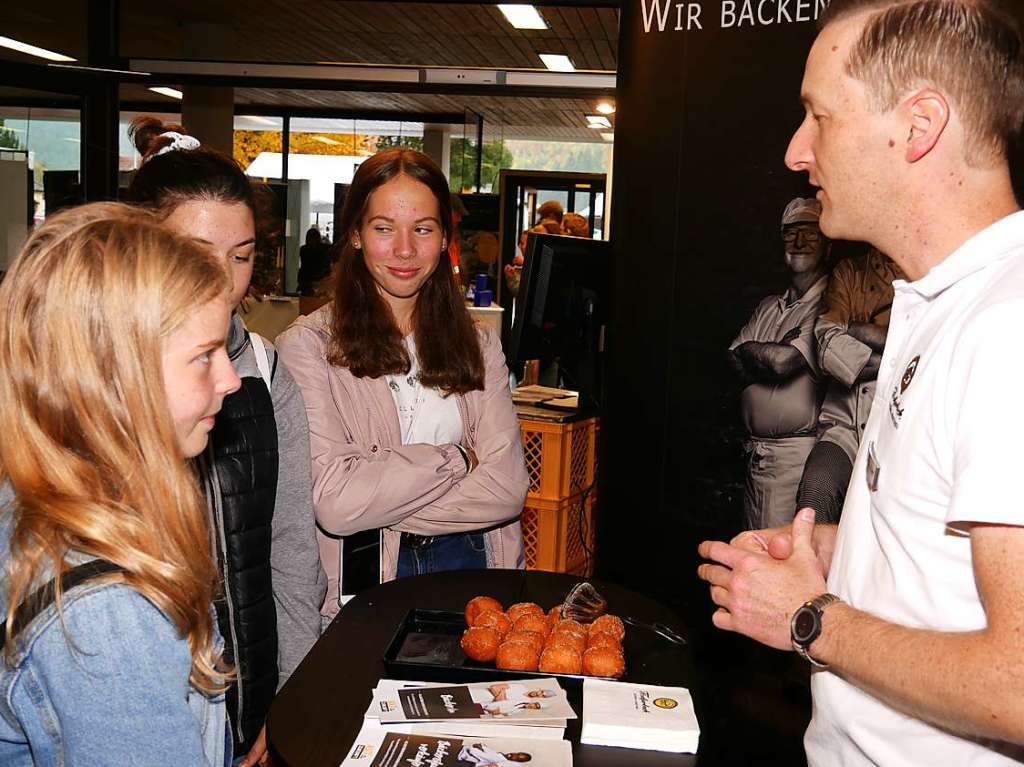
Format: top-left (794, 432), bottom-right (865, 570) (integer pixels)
top-left (793, 608), bottom-right (818, 643)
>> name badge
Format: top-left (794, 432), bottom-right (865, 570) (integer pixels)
top-left (866, 441), bottom-right (881, 492)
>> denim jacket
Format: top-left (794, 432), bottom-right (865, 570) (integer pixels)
top-left (0, 501), bottom-right (230, 766)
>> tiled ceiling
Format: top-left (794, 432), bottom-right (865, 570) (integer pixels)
top-left (119, 1), bottom-right (619, 71)
top-left (3, 2), bottom-right (618, 142)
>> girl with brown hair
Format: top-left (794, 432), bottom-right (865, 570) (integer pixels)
top-left (277, 148), bottom-right (529, 620)
top-left (126, 116), bottom-right (324, 766)
top-left (0, 203), bottom-right (240, 764)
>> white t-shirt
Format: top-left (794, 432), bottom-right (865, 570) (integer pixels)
top-left (805, 212), bottom-right (1024, 766)
top-left (386, 335), bottom-right (463, 447)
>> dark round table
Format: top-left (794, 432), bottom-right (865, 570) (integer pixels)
top-left (266, 569), bottom-right (697, 766)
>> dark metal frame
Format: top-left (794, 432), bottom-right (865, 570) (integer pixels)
top-left (0, 1), bottom-right (621, 201)
top-left (496, 168), bottom-right (608, 337)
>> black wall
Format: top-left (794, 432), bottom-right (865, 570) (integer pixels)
top-left (597, 0), bottom-right (1024, 610)
top-left (598, 0), bottom-right (823, 605)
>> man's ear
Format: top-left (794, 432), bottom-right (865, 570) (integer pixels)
top-left (904, 88), bottom-right (950, 163)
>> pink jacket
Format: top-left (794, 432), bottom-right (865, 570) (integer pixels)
top-left (276, 305), bottom-right (528, 618)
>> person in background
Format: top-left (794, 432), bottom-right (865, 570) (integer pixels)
top-left (728, 198), bottom-right (829, 530)
top-left (276, 148), bottom-right (528, 621)
top-left (536, 199), bottom-right (564, 227)
top-left (298, 226), bottom-right (331, 297)
top-left (0, 204), bottom-right (240, 765)
top-left (449, 193), bottom-right (469, 284)
top-left (699, 1), bottom-right (1024, 763)
top-left (506, 221), bottom-right (562, 298)
top-left (561, 212), bottom-right (591, 238)
top-left (127, 116), bottom-right (325, 767)
top-left (795, 247), bottom-right (905, 522)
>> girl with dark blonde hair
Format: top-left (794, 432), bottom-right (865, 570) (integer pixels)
top-left (0, 203), bottom-right (241, 764)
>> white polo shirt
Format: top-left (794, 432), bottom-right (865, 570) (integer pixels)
top-left (805, 211), bottom-right (1024, 766)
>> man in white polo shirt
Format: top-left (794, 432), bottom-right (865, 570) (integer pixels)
top-left (697, 0), bottom-right (1024, 764)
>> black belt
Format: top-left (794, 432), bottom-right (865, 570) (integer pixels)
top-left (400, 522), bottom-right (507, 551)
top-left (401, 532), bottom-right (439, 550)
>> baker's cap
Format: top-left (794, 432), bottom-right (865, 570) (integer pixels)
top-left (781, 197), bottom-right (821, 228)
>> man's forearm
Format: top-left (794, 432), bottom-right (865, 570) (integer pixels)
top-left (847, 322), bottom-right (888, 352)
top-left (855, 352), bottom-right (882, 382)
top-left (735, 341), bottom-right (807, 381)
top-left (810, 605), bottom-right (1024, 745)
top-left (727, 350), bottom-right (754, 387)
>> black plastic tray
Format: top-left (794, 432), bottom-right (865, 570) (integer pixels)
top-left (382, 608), bottom-right (621, 693)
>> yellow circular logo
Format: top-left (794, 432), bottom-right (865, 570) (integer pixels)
top-left (653, 697), bottom-right (678, 709)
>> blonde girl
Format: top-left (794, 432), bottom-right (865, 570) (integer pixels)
top-left (0, 203), bottom-right (240, 765)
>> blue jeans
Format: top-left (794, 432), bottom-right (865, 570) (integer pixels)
top-left (396, 532), bottom-right (487, 578)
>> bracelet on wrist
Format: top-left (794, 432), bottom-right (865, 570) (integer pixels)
top-left (454, 444), bottom-right (471, 472)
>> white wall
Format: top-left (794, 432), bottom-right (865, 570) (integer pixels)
top-left (0, 155), bottom-right (29, 272)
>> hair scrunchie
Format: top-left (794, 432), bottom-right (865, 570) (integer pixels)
top-left (152, 131), bottom-right (201, 158)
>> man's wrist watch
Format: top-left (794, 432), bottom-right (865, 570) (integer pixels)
top-left (790, 593), bottom-right (841, 669)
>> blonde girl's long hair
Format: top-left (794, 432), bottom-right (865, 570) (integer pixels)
top-left (0, 202), bottom-right (231, 692)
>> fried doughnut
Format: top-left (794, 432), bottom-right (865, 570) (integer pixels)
top-left (496, 639), bottom-right (540, 671)
top-left (547, 606), bottom-right (562, 626)
top-left (513, 613), bottom-right (551, 636)
top-left (583, 646), bottom-right (625, 678)
top-left (587, 631), bottom-right (622, 651)
top-left (553, 618), bottom-right (586, 636)
top-left (589, 614), bottom-right (626, 641)
top-left (460, 626), bottom-right (500, 662)
top-left (465, 596), bottom-right (503, 626)
top-left (546, 630), bottom-right (586, 654)
top-left (539, 645), bottom-right (583, 675)
top-left (506, 602), bottom-right (544, 622)
top-left (472, 609), bottom-right (512, 637)
top-left (506, 630), bottom-right (545, 654)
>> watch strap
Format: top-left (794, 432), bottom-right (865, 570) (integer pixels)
top-left (791, 593), bottom-right (841, 669)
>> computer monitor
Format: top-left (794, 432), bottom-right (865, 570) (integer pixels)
top-left (507, 232), bottom-right (612, 408)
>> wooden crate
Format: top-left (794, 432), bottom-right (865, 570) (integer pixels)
top-left (519, 416), bottom-right (598, 503)
top-left (520, 493), bottom-right (596, 576)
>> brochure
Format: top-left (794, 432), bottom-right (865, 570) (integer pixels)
top-left (340, 721), bottom-right (573, 767)
top-left (371, 678), bottom-right (576, 724)
top-left (368, 681), bottom-right (567, 740)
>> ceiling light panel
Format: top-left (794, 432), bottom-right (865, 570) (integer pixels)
top-left (149, 86), bottom-right (183, 99)
top-left (0, 36), bottom-right (75, 62)
top-left (539, 54), bottom-right (575, 72)
top-left (498, 5), bottom-right (548, 30)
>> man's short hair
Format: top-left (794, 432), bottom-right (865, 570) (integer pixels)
top-left (820, 0), bottom-right (1024, 165)
top-left (537, 200), bottom-right (564, 223)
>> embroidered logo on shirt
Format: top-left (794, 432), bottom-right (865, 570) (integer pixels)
top-left (900, 356), bottom-right (919, 393)
top-left (889, 355), bottom-right (920, 428)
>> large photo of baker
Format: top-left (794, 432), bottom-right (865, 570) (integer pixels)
top-left (728, 197), bottom-right (904, 530)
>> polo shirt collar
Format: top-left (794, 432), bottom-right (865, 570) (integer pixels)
top-left (782, 274), bottom-right (828, 308)
top-left (897, 210), bottom-right (1024, 299)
